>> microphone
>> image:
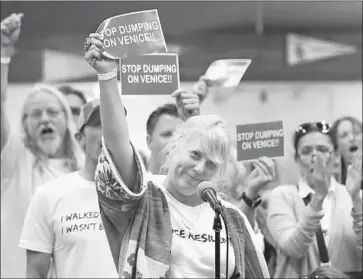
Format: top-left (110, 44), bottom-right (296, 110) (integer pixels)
top-left (197, 181), bottom-right (224, 214)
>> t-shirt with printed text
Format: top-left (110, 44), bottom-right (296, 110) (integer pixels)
top-left (150, 175), bottom-right (236, 278)
top-left (19, 171), bottom-right (118, 278)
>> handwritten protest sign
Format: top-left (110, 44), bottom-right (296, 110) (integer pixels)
top-left (204, 59), bottom-right (251, 88)
top-left (96, 9), bottom-right (167, 59)
top-left (236, 121), bottom-right (284, 161)
top-left (120, 53), bottom-right (179, 95)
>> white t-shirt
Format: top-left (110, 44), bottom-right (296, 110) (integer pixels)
top-left (19, 171), bottom-right (118, 278)
top-left (162, 188), bottom-right (236, 278)
top-left (1, 134), bottom-right (70, 278)
top-left (146, 174), bottom-right (236, 278)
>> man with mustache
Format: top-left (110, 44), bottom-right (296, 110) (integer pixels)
top-left (1, 13), bottom-right (83, 278)
top-left (19, 99), bottom-right (118, 278)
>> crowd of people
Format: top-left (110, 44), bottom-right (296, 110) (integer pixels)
top-left (1, 12), bottom-right (362, 279)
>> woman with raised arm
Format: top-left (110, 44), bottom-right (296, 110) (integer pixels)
top-left (84, 33), bottom-right (269, 279)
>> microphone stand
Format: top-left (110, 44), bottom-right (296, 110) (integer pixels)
top-left (213, 201), bottom-right (223, 279)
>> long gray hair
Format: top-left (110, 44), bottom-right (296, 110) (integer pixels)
top-left (20, 83), bottom-right (84, 171)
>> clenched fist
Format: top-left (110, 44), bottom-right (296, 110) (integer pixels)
top-left (1, 13), bottom-right (23, 47)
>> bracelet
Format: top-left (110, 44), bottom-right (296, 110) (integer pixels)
top-left (1, 57), bottom-right (11, 65)
top-left (98, 68), bottom-right (117, 81)
top-left (240, 191), bottom-right (262, 208)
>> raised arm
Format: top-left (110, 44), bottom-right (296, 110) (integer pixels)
top-left (267, 186), bottom-right (325, 258)
top-left (84, 33), bottom-right (137, 188)
top-left (172, 89), bottom-right (201, 121)
top-left (237, 157), bottom-right (276, 227)
top-left (345, 151), bottom-right (363, 258)
top-left (1, 13), bottom-right (22, 151)
top-left (84, 34), bottom-right (148, 269)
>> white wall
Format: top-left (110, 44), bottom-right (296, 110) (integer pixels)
top-left (5, 81), bottom-right (362, 184)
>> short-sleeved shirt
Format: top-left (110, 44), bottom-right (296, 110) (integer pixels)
top-left (1, 134), bottom-right (70, 278)
top-left (19, 171), bottom-right (118, 278)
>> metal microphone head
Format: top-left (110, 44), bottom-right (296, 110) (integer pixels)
top-left (196, 181), bottom-right (216, 202)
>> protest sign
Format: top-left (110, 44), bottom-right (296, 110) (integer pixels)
top-left (204, 59), bottom-right (251, 88)
top-left (236, 121), bottom-right (284, 161)
top-left (96, 9), bottom-right (167, 59)
top-left (120, 53), bottom-right (179, 95)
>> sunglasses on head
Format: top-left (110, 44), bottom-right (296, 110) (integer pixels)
top-left (297, 121), bottom-right (331, 135)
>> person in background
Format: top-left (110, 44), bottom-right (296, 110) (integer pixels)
top-left (145, 74), bottom-right (211, 174)
top-left (146, 88), bottom-right (201, 175)
top-left (84, 32), bottom-right (270, 278)
top-left (58, 85), bottom-right (87, 125)
top-left (221, 148), bottom-right (276, 226)
top-left (1, 13), bottom-right (84, 278)
top-left (19, 99), bottom-right (118, 278)
top-left (146, 103), bottom-right (183, 174)
top-left (331, 116), bottom-right (362, 189)
top-left (145, 88), bottom-right (273, 245)
top-left (221, 148), bottom-right (277, 275)
top-left (267, 121), bottom-right (362, 278)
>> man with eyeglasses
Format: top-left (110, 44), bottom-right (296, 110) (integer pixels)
top-left (19, 99), bottom-right (118, 278)
top-left (1, 13), bottom-right (84, 278)
top-left (266, 121), bottom-right (362, 278)
top-left (58, 85), bottom-right (87, 125)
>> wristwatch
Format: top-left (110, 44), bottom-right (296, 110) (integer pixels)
top-left (240, 191), bottom-right (262, 208)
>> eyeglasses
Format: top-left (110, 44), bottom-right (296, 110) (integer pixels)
top-left (27, 108), bottom-right (64, 120)
top-left (297, 121), bottom-right (331, 134)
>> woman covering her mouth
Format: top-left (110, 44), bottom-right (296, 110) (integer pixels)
top-left (331, 116), bottom-right (362, 189)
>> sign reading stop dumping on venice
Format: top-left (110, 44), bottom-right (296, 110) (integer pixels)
top-left (121, 53), bottom-right (180, 95)
top-left (96, 9), bottom-right (167, 59)
top-left (236, 121), bottom-right (284, 161)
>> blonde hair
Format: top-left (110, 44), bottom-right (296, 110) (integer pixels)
top-left (160, 115), bottom-right (230, 188)
top-left (21, 83), bottom-right (84, 171)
